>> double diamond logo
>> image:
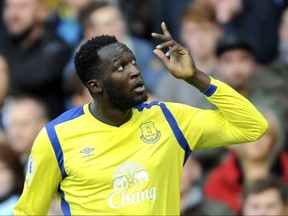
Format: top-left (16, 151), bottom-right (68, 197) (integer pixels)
top-left (80, 147), bottom-right (95, 157)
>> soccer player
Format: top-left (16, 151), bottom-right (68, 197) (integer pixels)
top-left (14, 22), bottom-right (268, 215)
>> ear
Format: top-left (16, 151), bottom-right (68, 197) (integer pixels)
top-left (87, 79), bottom-right (102, 94)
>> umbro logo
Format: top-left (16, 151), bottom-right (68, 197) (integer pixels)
top-left (80, 147), bottom-right (95, 158)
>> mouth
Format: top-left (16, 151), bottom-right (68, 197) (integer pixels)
top-left (133, 80), bottom-right (146, 94)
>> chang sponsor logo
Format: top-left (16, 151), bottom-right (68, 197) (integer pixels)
top-left (108, 161), bottom-right (156, 208)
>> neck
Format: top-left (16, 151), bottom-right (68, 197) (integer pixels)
top-left (89, 102), bottom-right (133, 127)
top-left (241, 158), bottom-right (268, 183)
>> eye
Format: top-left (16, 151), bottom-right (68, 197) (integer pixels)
top-left (117, 65), bottom-right (124, 71)
top-left (132, 58), bottom-right (136, 64)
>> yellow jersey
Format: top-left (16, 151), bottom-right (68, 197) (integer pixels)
top-left (14, 78), bottom-right (268, 215)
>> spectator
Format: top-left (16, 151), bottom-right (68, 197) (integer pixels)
top-left (181, 155), bottom-right (233, 215)
top-left (0, 0), bottom-right (71, 119)
top-left (215, 33), bottom-right (286, 121)
top-left (204, 107), bottom-right (288, 214)
top-left (242, 176), bottom-right (287, 216)
top-left (0, 143), bottom-right (24, 215)
top-left (262, 7), bottom-right (288, 149)
top-left (3, 95), bottom-right (49, 165)
top-left (64, 1), bottom-right (167, 94)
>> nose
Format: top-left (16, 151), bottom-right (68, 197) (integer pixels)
top-left (129, 64), bottom-right (141, 79)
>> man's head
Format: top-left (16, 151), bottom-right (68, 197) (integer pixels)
top-left (74, 35), bottom-right (147, 110)
top-left (216, 34), bottom-right (256, 91)
top-left (180, 1), bottom-right (222, 61)
top-left (242, 176), bottom-right (287, 216)
top-left (79, 1), bottom-right (126, 41)
top-left (3, 0), bottom-right (47, 41)
top-left (3, 95), bottom-right (49, 164)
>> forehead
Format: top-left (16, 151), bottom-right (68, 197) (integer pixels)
top-left (219, 49), bottom-right (253, 60)
top-left (98, 43), bottom-right (133, 63)
top-left (246, 189), bottom-right (282, 204)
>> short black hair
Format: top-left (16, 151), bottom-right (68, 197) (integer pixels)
top-left (242, 176), bottom-right (287, 204)
top-left (74, 35), bottom-right (118, 86)
top-left (216, 33), bottom-right (254, 57)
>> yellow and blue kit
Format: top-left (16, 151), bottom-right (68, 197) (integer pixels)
top-left (14, 78), bottom-right (268, 215)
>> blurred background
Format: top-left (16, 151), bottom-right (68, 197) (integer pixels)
top-left (0, 0), bottom-right (288, 215)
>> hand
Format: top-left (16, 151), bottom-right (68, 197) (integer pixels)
top-left (151, 22), bottom-right (197, 80)
top-left (152, 22), bottom-right (211, 91)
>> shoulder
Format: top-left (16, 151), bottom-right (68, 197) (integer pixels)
top-left (47, 105), bottom-right (85, 128)
top-left (134, 101), bottom-right (194, 112)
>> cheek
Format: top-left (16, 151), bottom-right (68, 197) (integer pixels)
top-left (239, 61), bottom-right (254, 77)
top-left (218, 63), bottom-right (233, 78)
top-left (260, 136), bottom-right (275, 154)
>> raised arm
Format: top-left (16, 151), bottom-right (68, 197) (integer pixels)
top-left (152, 22), bottom-right (268, 149)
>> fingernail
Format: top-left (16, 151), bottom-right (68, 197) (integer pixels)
top-left (156, 45), bottom-right (161, 49)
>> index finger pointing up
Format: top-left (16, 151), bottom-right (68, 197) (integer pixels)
top-left (161, 22), bottom-right (171, 37)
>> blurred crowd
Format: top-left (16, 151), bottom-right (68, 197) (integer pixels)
top-left (0, 0), bottom-right (288, 215)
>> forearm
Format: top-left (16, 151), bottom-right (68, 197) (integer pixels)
top-left (184, 69), bottom-right (211, 92)
top-left (206, 78), bottom-right (269, 141)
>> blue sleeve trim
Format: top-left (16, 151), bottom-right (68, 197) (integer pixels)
top-left (58, 186), bottom-right (71, 215)
top-left (201, 84), bottom-right (217, 97)
top-left (46, 124), bottom-right (67, 178)
top-left (46, 106), bottom-right (85, 179)
top-left (134, 101), bottom-right (160, 111)
top-left (159, 103), bottom-right (192, 164)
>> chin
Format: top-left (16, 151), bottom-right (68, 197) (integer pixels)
top-left (136, 92), bottom-right (148, 104)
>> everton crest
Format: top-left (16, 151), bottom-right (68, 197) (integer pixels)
top-left (140, 121), bottom-right (161, 144)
